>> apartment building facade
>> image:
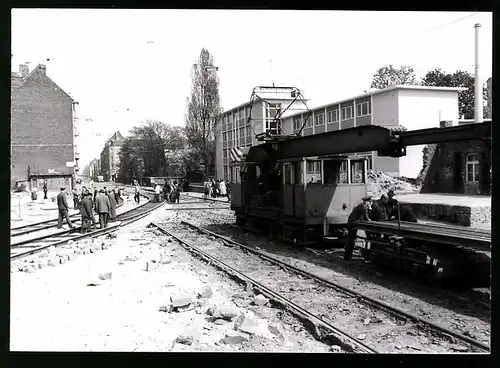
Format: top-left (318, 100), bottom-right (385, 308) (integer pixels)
top-left (215, 85), bottom-right (464, 180)
top-left (99, 131), bottom-right (124, 182)
top-left (11, 63), bottom-right (75, 191)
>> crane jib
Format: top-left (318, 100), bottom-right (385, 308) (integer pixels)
top-left (273, 121), bottom-right (491, 160)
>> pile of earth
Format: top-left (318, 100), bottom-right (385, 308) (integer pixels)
top-left (366, 170), bottom-right (420, 199)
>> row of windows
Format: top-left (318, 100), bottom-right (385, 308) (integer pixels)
top-left (223, 154), bottom-right (480, 184)
top-left (223, 126), bottom-right (253, 142)
top-left (221, 106), bottom-right (251, 124)
top-left (283, 159), bottom-right (367, 185)
top-left (292, 101), bottom-right (372, 131)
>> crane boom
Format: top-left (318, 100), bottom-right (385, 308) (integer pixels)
top-left (273, 121), bottom-right (491, 160)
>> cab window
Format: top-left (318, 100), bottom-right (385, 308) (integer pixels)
top-left (306, 160), bottom-right (322, 184)
top-left (350, 160), bottom-right (365, 184)
top-left (323, 160), bottom-right (348, 184)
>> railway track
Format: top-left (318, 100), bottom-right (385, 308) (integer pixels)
top-left (149, 220), bottom-right (490, 354)
top-left (11, 189), bottom-right (165, 261)
top-left (10, 196), bottom-right (127, 239)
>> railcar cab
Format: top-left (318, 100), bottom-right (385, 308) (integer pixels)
top-left (281, 154), bottom-right (368, 238)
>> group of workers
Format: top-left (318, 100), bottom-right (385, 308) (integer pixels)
top-left (203, 178), bottom-right (231, 201)
top-left (56, 180), bottom-right (121, 233)
top-left (344, 189), bottom-right (417, 261)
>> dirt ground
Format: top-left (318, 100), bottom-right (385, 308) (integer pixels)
top-left (10, 193), bottom-right (490, 352)
top-left (10, 206), bottom-right (330, 352)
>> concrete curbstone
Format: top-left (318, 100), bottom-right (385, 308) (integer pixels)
top-left (198, 285), bottom-right (213, 299)
top-left (254, 294), bottom-right (269, 306)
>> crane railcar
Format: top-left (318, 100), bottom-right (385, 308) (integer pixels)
top-left (229, 86), bottom-right (491, 282)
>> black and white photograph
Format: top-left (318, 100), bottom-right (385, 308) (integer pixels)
top-left (10, 9), bottom-right (492, 353)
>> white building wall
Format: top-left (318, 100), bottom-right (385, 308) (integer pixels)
top-left (371, 90), bottom-right (400, 175)
top-left (397, 89), bottom-right (460, 178)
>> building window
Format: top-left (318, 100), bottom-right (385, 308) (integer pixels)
top-left (223, 149), bottom-right (228, 159)
top-left (239, 109), bottom-right (244, 119)
top-left (233, 112), bottom-right (237, 121)
top-left (314, 112), bottom-right (325, 126)
top-left (246, 126), bottom-right (252, 137)
top-left (341, 106), bottom-right (354, 120)
top-left (223, 132), bottom-right (227, 142)
top-left (306, 160), bottom-right (322, 184)
top-left (245, 106), bottom-right (250, 117)
top-left (350, 160), bottom-right (365, 184)
top-left (293, 116), bottom-right (302, 131)
top-left (223, 166), bottom-right (228, 179)
top-left (305, 113), bottom-right (313, 128)
top-left (466, 153), bottom-right (480, 182)
top-left (356, 101), bottom-right (372, 117)
top-left (327, 109), bottom-right (339, 123)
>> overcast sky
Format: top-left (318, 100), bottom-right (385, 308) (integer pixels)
top-left (11, 9), bottom-right (493, 166)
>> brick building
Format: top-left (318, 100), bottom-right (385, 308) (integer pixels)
top-left (100, 132), bottom-right (124, 182)
top-left (11, 63), bottom-right (75, 191)
top-left (421, 121), bottom-right (491, 196)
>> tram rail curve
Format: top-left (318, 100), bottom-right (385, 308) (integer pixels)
top-left (11, 188), bottom-right (165, 261)
top-left (149, 220), bottom-right (490, 354)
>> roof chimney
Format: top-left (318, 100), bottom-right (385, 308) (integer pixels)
top-left (19, 64), bottom-right (29, 78)
top-left (38, 64), bottom-right (47, 75)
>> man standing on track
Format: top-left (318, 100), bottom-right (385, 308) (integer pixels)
top-left (43, 181), bottom-right (48, 200)
top-left (95, 189), bottom-right (111, 229)
top-left (154, 183), bottom-right (161, 203)
top-left (80, 191), bottom-right (93, 233)
top-left (344, 195), bottom-right (372, 261)
top-left (134, 182), bottom-right (141, 204)
top-left (57, 187), bottom-right (75, 229)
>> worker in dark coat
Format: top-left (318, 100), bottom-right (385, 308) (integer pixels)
top-left (80, 192), bottom-right (93, 233)
top-left (344, 196), bottom-right (372, 261)
top-left (43, 181), bottom-right (48, 200)
top-left (388, 199), bottom-right (418, 223)
top-left (107, 190), bottom-right (117, 221)
top-left (370, 195), bottom-right (388, 222)
top-left (95, 189), bottom-right (111, 229)
top-left (57, 187), bottom-right (75, 229)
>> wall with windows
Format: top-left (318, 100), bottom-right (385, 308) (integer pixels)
top-left (421, 139), bottom-right (491, 196)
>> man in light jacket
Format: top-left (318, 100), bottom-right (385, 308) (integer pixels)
top-left (95, 189), bottom-right (111, 229)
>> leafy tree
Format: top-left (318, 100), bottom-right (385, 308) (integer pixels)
top-left (370, 64), bottom-right (418, 90)
top-left (421, 68), bottom-right (489, 120)
top-left (185, 48), bottom-right (222, 179)
top-left (117, 121), bottom-right (188, 184)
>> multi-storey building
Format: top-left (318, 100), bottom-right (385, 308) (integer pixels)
top-left (11, 63), bottom-right (76, 191)
top-left (99, 132), bottom-right (124, 182)
top-left (215, 85), bottom-right (465, 180)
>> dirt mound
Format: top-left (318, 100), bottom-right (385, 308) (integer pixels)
top-left (366, 170), bottom-right (420, 199)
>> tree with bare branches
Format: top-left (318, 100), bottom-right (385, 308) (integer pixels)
top-left (185, 48), bottom-right (222, 179)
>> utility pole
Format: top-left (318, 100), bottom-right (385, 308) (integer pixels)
top-left (474, 23), bottom-right (483, 124)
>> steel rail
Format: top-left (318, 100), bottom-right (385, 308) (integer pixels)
top-left (11, 195), bottom-right (126, 237)
top-left (10, 197), bottom-right (129, 246)
top-left (150, 221), bottom-right (377, 354)
top-left (180, 220), bottom-right (490, 353)
top-left (10, 192), bottom-right (165, 260)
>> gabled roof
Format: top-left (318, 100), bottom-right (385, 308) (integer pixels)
top-left (14, 64), bottom-right (73, 102)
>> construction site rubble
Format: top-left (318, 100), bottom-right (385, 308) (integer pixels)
top-left (367, 170), bottom-right (420, 198)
